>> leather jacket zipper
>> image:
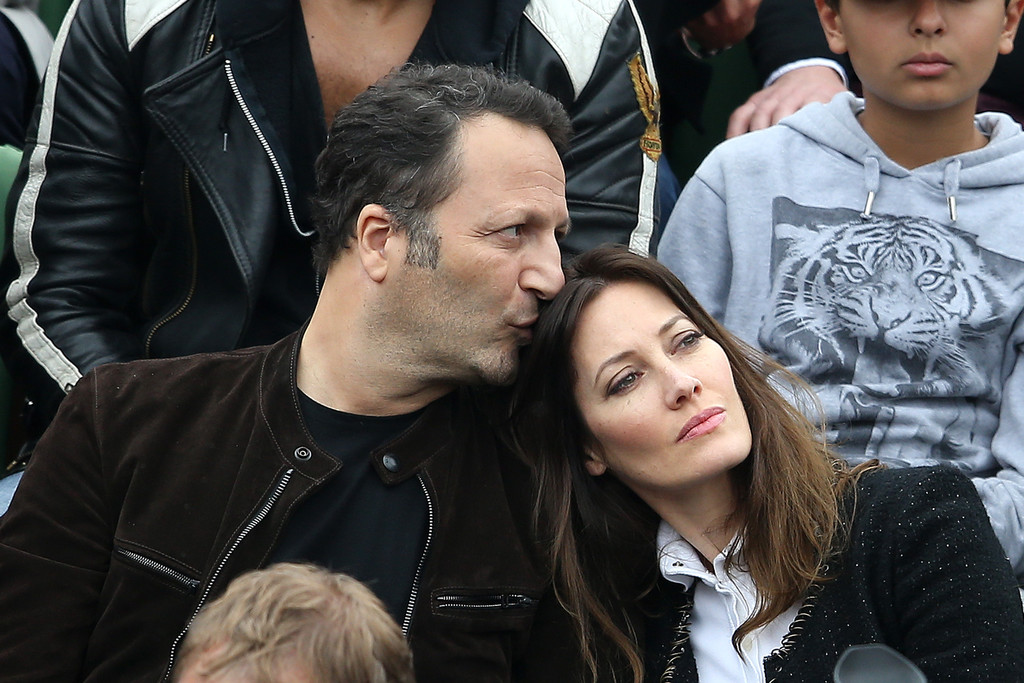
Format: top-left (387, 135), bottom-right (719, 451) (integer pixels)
top-left (114, 547), bottom-right (199, 593)
top-left (401, 474), bottom-right (434, 637)
top-left (434, 593), bottom-right (540, 611)
top-left (161, 468), bottom-right (294, 680)
top-left (143, 30), bottom-right (214, 355)
top-left (144, 169), bottom-right (200, 356)
top-left (223, 59), bottom-right (310, 237)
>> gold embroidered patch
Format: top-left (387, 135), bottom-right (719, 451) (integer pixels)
top-left (629, 52), bottom-right (661, 162)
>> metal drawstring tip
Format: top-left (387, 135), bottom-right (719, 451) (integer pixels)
top-left (947, 196), bottom-right (957, 222)
top-left (222, 132), bottom-right (228, 152)
top-left (861, 191), bottom-right (875, 217)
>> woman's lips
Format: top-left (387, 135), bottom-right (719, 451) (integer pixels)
top-left (678, 407), bottom-right (726, 442)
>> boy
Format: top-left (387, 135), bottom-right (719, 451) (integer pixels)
top-left (658, 0), bottom-right (1024, 577)
top-left (174, 563), bottom-right (413, 683)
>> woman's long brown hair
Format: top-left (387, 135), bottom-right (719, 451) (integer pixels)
top-left (510, 246), bottom-right (873, 682)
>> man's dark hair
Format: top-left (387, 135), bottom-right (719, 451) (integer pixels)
top-left (310, 62), bottom-right (572, 274)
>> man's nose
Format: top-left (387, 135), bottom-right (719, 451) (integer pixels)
top-left (520, 231), bottom-right (565, 300)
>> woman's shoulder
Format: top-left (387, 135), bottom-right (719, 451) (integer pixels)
top-left (854, 463), bottom-right (972, 499)
top-left (845, 465), bottom-right (986, 543)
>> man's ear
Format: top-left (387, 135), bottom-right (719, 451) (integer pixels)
top-left (355, 204), bottom-right (401, 282)
top-left (1000, 0), bottom-right (1024, 54)
top-left (815, 0), bottom-right (847, 55)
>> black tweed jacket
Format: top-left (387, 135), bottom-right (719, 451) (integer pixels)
top-left (645, 466), bottom-right (1024, 682)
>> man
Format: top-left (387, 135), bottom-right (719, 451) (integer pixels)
top-left (174, 563), bottom-right (414, 683)
top-left (0, 64), bottom-right (574, 682)
top-left (0, 0), bottom-right (657, 446)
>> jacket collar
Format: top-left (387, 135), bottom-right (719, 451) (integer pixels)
top-left (416, 0), bottom-right (529, 64)
top-left (214, 0), bottom-right (529, 62)
top-left (215, 0), bottom-right (289, 50)
top-left (257, 324), bottom-right (459, 484)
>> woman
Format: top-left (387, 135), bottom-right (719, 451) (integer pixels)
top-left (512, 246), bottom-right (1024, 682)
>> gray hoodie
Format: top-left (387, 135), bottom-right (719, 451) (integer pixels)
top-left (660, 92), bottom-right (1024, 577)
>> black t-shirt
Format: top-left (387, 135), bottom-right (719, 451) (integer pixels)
top-left (269, 391), bottom-right (428, 622)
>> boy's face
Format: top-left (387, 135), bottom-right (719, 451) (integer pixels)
top-left (816, 0), bottom-right (1023, 114)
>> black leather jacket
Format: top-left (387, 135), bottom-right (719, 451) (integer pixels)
top-left (0, 330), bottom-right (582, 681)
top-left (0, 0), bottom-right (658, 435)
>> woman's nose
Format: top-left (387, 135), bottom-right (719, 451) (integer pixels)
top-left (665, 366), bottom-right (702, 407)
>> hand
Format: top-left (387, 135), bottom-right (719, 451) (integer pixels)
top-left (684, 0), bottom-right (761, 52)
top-left (726, 65), bottom-right (846, 138)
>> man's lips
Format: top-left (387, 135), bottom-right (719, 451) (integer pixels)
top-left (510, 318), bottom-right (537, 343)
top-left (903, 53), bottom-right (951, 77)
top-left (677, 407), bottom-right (726, 442)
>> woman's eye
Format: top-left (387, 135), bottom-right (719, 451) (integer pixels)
top-left (609, 371), bottom-right (640, 396)
top-left (673, 330), bottom-right (704, 351)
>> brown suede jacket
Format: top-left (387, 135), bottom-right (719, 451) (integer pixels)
top-left (0, 331), bottom-right (578, 681)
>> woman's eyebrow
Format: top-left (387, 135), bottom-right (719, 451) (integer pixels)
top-left (595, 350), bottom-right (633, 387)
top-left (660, 313), bottom-right (688, 336)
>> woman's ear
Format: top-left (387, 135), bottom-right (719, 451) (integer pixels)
top-left (583, 450), bottom-right (608, 477)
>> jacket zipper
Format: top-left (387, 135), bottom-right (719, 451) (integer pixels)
top-left (223, 59), bottom-right (310, 237)
top-left (144, 169), bottom-right (200, 356)
top-left (114, 547), bottom-right (200, 592)
top-left (434, 593), bottom-right (540, 611)
top-left (402, 474), bottom-right (434, 637)
top-left (161, 468), bottom-right (294, 680)
top-left (143, 31), bottom-right (215, 356)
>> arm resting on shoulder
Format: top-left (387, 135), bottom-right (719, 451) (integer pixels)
top-left (729, 0), bottom-right (847, 137)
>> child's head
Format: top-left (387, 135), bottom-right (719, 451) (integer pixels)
top-left (174, 563), bottom-right (414, 683)
top-left (814, 0), bottom-right (1023, 114)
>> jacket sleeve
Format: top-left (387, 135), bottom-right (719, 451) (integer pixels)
top-left (0, 371), bottom-right (110, 679)
top-left (0, 0), bottom-right (147, 431)
top-left (518, 0), bottom-right (659, 255)
top-left (745, 0), bottom-right (842, 83)
top-left (980, 325), bottom-right (1024, 580)
top-left (880, 467), bottom-right (1024, 677)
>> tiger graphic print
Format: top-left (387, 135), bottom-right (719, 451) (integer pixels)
top-left (759, 198), bottom-right (1024, 464)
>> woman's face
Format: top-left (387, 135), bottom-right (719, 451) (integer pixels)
top-left (572, 281), bottom-right (752, 510)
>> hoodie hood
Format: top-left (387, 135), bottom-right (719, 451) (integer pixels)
top-left (779, 92), bottom-right (1024, 222)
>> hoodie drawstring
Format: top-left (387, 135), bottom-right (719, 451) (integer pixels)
top-left (861, 156), bottom-right (880, 217)
top-left (860, 156), bottom-right (962, 222)
top-left (943, 159), bottom-right (962, 222)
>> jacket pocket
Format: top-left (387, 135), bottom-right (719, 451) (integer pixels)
top-left (434, 591), bottom-right (540, 612)
top-left (112, 544), bottom-right (200, 595)
top-left (431, 588), bottom-right (542, 632)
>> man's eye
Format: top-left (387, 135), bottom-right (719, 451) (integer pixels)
top-left (498, 225), bottom-right (523, 238)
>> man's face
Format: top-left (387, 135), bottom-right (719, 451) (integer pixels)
top-left (382, 113), bottom-right (568, 387)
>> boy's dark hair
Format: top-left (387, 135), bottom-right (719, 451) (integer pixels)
top-left (311, 62), bottom-right (572, 275)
